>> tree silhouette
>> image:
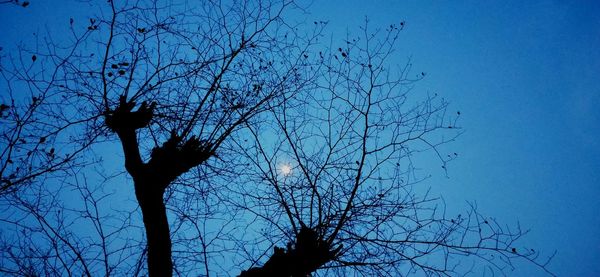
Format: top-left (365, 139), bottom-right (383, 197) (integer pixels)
top-left (0, 1), bottom-right (554, 276)
top-left (0, 0), bottom-right (30, 8)
top-left (231, 21), bottom-right (556, 276)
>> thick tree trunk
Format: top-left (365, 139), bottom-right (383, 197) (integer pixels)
top-left (239, 226), bottom-right (341, 277)
top-left (135, 181), bottom-right (173, 277)
top-left (106, 97), bottom-right (212, 276)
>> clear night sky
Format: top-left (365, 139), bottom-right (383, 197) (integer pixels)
top-left (1, 1), bottom-right (599, 276)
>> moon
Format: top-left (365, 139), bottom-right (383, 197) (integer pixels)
top-left (280, 164), bottom-right (292, 176)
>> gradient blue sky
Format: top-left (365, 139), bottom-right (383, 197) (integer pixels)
top-left (303, 1), bottom-right (599, 275)
top-left (1, 1), bottom-right (599, 276)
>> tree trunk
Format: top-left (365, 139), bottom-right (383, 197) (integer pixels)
top-left (106, 98), bottom-right (211, 276)
top-left (135, 180), bottom-right (173, 277)
top-left (239, 226), bottom-right (341, 277)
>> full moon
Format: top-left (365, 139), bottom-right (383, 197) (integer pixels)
top-left (280, 164), bottom-right (292, 176)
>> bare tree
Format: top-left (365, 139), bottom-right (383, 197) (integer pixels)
top-left (2, 0), bottom-right (318, 275)
top-left (0, 1), bottom-right (554, 276)
top-left (234, 22), bottom-right (555, 276)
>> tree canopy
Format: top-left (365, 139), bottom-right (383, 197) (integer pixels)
top-left (0, 1), bottom-right (554, 276)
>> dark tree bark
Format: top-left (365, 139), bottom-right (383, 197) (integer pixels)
top-left (106, 96), bottom-right (213, 276)
top-left (240, 226), bottom-right (341, 277)
top-left (135, 182), bottom-right (172, 277)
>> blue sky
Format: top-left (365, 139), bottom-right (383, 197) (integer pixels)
top-left (1, 1), bottom-right (599, 276)
top-left (300, 1), bottom-right (599, 275)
